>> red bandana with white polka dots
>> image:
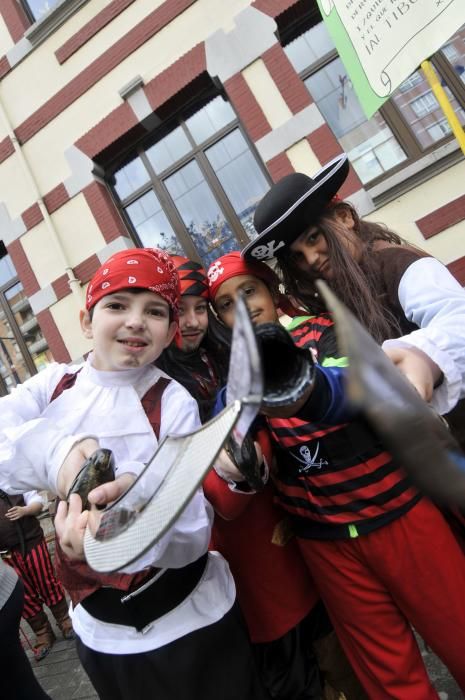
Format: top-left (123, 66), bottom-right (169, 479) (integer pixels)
top-left (86, 248), bottom-right (179, 316)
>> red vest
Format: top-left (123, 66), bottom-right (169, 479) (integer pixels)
top-left (52, 372), bottom-right (170, 607)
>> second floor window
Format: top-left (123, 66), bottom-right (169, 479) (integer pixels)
top-left (22, 0), bottom-right (59, 22)
top-left (110, 96), bottom-right (271, 266)
top-left (284, 21), bottom-right (465, 187)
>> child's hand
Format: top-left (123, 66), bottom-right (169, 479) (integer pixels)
top-left (87, 473), bottom-right (136, 508)
top-left (55, 494), bottom-right (89, 560)
top-left (5, 505), bottom-right (26, 521)
top-left (383, 346), bottom-right (442, 402)
top-left (57, 438), bottom-right (100, 499)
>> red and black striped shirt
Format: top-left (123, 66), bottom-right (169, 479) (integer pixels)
top-left (268, 315), bottom-right (421, 539)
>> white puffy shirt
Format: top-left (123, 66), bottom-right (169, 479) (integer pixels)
top-left (382, 257), bottom-right (465, 415)
top-left (0, 357), bottom-right (235, 653)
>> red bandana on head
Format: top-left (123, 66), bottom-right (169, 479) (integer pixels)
top-left (207, 251), bottom-right (301, 317)
top-left (86, 248), bottom-right (180, 316)
top-left (171, 255), bottom-right (209, 299)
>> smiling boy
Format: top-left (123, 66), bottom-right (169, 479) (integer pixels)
top-left (0, 248), bottom-right (268, 700)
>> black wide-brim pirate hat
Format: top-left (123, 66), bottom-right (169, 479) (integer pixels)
top-left (242, 153), bottom-right (350, 261)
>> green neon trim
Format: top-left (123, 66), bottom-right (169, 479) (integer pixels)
top-left (348, 524), bottom-right (359, 538)
top-left (322, 356), bottom-right (349, 368)
top-left (285, 315), bottom-right (316, 330)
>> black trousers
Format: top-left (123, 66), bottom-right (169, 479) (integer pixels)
top-left (76, 602), bottom-right (271, 700)
top-left (0, 578), bottom-right (51, 700)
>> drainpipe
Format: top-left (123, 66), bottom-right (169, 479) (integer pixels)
top-left (0, 97), bottom-right (83, 304)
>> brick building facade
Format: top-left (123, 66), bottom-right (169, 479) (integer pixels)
top-left (0, 0), bottom-right (464, 389)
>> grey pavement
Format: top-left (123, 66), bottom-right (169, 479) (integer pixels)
top-left (26, 623), bottom-right (464, 699)
top-left (26, 510), bottom-right (464, 699)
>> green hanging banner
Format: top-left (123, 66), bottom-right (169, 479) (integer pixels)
top-left (315, 0), bottom-right (465, 118)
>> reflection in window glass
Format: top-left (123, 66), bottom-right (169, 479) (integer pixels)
top-left (304, 59), bottom-right (406, 183)
top-left (146, 126), bottom-right (191, 174)
top-left (23, 0), bottom-right (59, 20)
top-left (5, 283), bottom-right (53, 374)
top-left (206, 129), bottom-right (269, 240)
top-left (185, 97), bottom-right (235, 145)
top-left (164, 161), bottom-right (240, 266)
top-left (441, 27), bottom-right (465, 85)
top-left (391, 72), bottom-right (465, 149)
top-left (114, 157), bottom-right (150, 200)
top-left (0, 255), bottom-right (16, 287)
top-left (285, 23), bottom-right (334, 73)
top-left (125, 191), bottom-right (184, 255)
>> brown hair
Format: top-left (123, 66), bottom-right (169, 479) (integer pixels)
top-left (277, 201), bottom-right (405, 343)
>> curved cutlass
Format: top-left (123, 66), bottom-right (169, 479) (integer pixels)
top-left (316, 280), bottom-right (465, 506)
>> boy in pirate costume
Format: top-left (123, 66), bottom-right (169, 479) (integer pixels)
top-left (0, 488), bottom-right (73, 661)
top-left (0, 248), bottom-right (268, 700)
top-left (228, 157), bottom-right (465, 699)
top-left (156, 255), bottom-right (229, 421)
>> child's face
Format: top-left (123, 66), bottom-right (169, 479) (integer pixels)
top-left (214, 274), bottom-right (278, 329)
top-left (80, 290), bottom-right (177, 371)
top-left (178, 295), bottom-right (209, 352)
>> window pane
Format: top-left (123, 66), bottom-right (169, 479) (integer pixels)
top-left (391, 71), bottom-right (465, 149)
top-left (305, 59), bottom-right (407, 183)
top-left (5, 283), bottom-right (53, 374)
top-left (0, 255), bottom-right (17, 287)
top-left (164, 161), bottom-right (241, 266)
top-left (206, 129), bottom-right (269, 240)
top-left (185, 97), bottom-right (235, 145)
top-left (441, 27), bottom-right (465, 86)
top-left (285, 23), bottom-right (335, 73)
top-left (24, 0), bottom-right (59, 20)
top-left (125, 191), bottom-right (185, 255)
top-left (146, 126), bottom-right (192, 174)
top-left (114, 156), bottom-right (150, 201)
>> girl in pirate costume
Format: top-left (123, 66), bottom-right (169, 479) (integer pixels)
top-left (0, 248), bottom-right (269, 700)
top-left (237, 156), bottom-right (465, 699)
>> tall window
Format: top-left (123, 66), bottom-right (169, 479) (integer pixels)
top-left (284, 22), bottom-right (465, 186)
top-left (21, 0), bottom-right (60, 22)
top-left (111, 96), bottom-right (271, 266)
top-left (0, 253), bottom-right (53, 396)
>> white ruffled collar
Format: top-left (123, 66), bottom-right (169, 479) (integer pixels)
top-left (82, 353), bottom-right (150, 388)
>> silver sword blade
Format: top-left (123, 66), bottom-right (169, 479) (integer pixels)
top-left (84, 401), bottom-right (241, 573)
top-left (317, 280), bottom-right (465, 506)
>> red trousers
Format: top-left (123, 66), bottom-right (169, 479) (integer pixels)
top-left (297, 498), bottom-right (465, 700)
top-left (5, 536), bottom-right (65, 618)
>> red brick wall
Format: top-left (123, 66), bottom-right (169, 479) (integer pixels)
top-left (224, 73), bottom-right (271, 142)
top-left (145, 43), bottom-right (206, 111)
top-left (7, 239), bottom-right (40, 296)
top-left (36, 309), bottom-right (72, 363)
top-left (0, 1), bottom-right (30, 43)
top-left (15, 0), bottom-right (198, 144)
top-left (43, 184), bottom-right (70, 215)
top-left (0, 55), bottom-right (11, 80)
top-left (261, 43), bottom-right (312, 115)
top-left (0, 136), bottom-right (14, 164)
top-left (416, 194), bottom-right (465, 239)
top-left (447, 255), bottom-right (465, 285)
top-left (251, 0), bottom-right (298, 18)
top-left (266, 152), bottom-right (294, 181)
top-left (56, 0), bottom-right (137, 64)
top-left (52, 274), bottom-right (70, 302)
top-left (74, 254), bottom-right (101, 284)
top-left (82, 181), bottom-right (129, 243)
top-left (22, 203), bottom-right (44, 230)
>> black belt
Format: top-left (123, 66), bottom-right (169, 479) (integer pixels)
top-left (80, 553), bottom-right (208, 631)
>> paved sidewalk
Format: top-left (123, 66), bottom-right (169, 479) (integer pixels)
top-left (27, 509), bottom-right (463, 699)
